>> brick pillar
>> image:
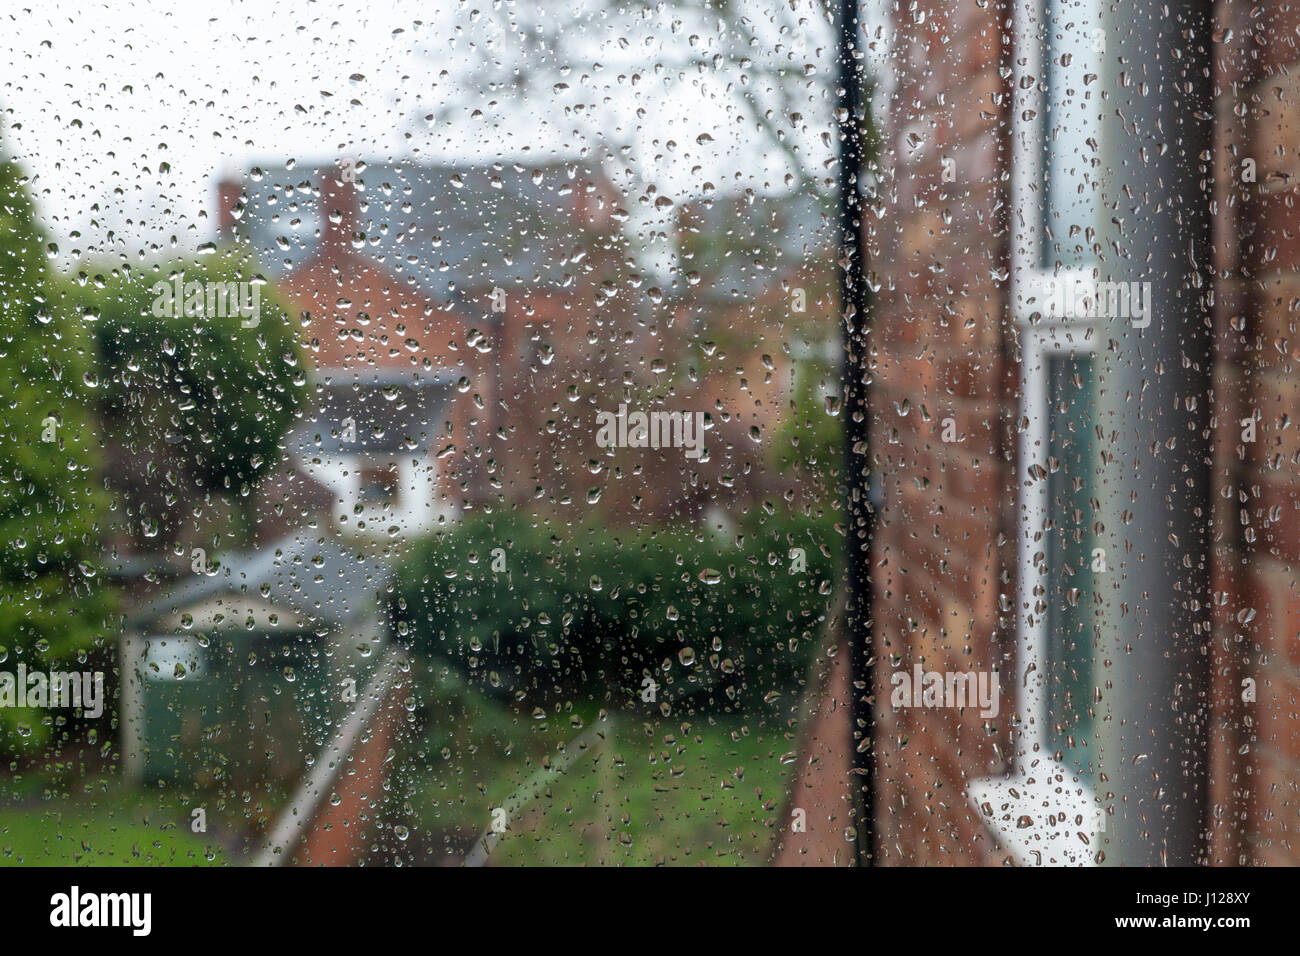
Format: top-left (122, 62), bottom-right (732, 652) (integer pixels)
top-left (1213, 0), bottom-right (1300, 867)
top-left (866, 0), bottom-right (1014, 866)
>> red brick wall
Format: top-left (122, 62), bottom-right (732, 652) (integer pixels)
top-left (864, 0), bottom-right (1015, 866)
top-left (1211, 0), bottom-right (1300, 866)
top-left (779, 0), bottom-right (1300, 868)
top-left (292, 677), bottom-right (407, 867)
top-left (770, 631), bottom-right (856, 866)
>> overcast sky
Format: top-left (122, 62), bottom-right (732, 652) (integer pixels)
top-left (1, 0), bottom-right (878, 268)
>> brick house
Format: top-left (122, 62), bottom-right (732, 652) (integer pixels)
top-left (221, 161), bottom-right (836, 532)
top-left (775, 0), bottom-right (1300, 866)
top-left (672, 191), bottom-right (842, 520)
top-left (221, 160), bottom-right (636, 532)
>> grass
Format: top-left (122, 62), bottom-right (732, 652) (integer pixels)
top-left (482, 717), bottom-right (789, 866)
top-left (0, 782), bottom-right (228, 866)
top-left (0, 660), bottom-right (805, 867)
top-left (382, 663), bottom-right (797, 866)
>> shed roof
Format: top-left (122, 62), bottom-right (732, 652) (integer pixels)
top-left (129, 532), bottom-right (391, 632)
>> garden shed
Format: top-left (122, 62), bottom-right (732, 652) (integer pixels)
top-left (119, 532), bottom-right (391, 788)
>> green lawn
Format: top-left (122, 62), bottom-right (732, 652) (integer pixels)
top-left (482, 718), bottom-right (789, 866)
top-left (0, 665), bottom-right (802, 867)
top-left (0, 784), bottom-right (228, 866)
top-left (390, 667), bottom-right (795, 865)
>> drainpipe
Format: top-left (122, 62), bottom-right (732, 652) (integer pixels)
top-left (1095, 0), bottom-right (1214, 865)
top-left (838, 0), bottom-right (875, 865)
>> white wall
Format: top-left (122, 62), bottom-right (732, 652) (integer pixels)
top-left (296, 451), bottom-right (457, 539)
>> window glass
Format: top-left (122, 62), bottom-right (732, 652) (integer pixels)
top-left (0, 0), bottom-right (1272, 879)
top-left (0, 0), bottom-right (843, 869)
top-left (1044, 352), bottom-right (1096, 778)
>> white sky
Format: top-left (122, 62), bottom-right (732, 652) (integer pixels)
top-left (1, 0), bottom-right (854, 267)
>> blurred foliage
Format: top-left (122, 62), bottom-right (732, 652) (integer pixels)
top-left (771, 353), bottom-right (841, 482)
top-left (68, 247), bottom-right (306, 547)
top-left (393, 505), bottom-right (840, 716)
top-left (0, 153), bottom-right (117, 752)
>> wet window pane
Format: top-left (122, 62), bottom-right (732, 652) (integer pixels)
top-left (1044, 352), bottom-right (1095, 777)
top-left (0, 0), bottom-right (1283, 888)
top-left (0, 0), bottom-right (846, 870)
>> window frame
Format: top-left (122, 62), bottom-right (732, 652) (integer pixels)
top-left (965, 0), bottom-right (1107, 866)
top-left (1015, 271), bottom-right (1097, 764)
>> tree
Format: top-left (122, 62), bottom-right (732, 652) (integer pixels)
top-left (416, 0), bottom-right (842, 199)
top-left (0, 149), bottom-right (116, 749)
top-left (77, 247), bottom-right (307, 551)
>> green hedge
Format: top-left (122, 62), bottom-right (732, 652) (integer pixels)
top-left (392, 508), bottom-right (840, 716)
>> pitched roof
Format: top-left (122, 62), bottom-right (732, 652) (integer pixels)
top-left (129, 531), bottom-right (391, 632)
top-left (229, 159), bottom-right (615, 301)
top-left (675, 189), bottom-right (834, 303)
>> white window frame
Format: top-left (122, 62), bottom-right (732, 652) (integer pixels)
top-left (966, 0), bottom-right (1107, 867)
top-left (1015, 272), bottom-right (1098, 761)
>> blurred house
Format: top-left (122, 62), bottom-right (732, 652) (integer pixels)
top-left (218, 160), bottom-right (837, 531)
top-left (671, 190), bottom-right (840, 520)
top-left (219, 159), bottom-right (638, 529)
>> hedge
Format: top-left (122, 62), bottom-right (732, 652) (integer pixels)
top-left (391, 507), bottom-right (841, 716)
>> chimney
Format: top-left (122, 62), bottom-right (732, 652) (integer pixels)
top-left (216, 177), bottom-right (244, 237)
top-left (572, 175), bottom-right (615, 230)
top-left (320, 166), bottom-right (362, 254)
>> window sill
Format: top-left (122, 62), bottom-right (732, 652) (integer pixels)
top-left (967, 762), bottom-right (1102, 867)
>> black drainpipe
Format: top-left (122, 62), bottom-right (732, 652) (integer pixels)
top-left (838, 0), bottom-right (875, 866)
